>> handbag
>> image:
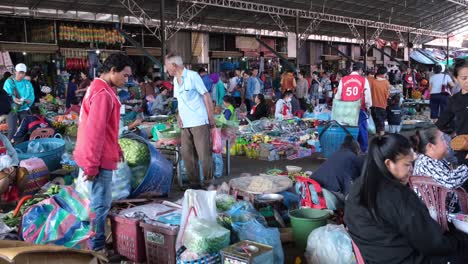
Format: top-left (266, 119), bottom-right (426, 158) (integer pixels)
top-left (441, 73), bottom-right (452, 96)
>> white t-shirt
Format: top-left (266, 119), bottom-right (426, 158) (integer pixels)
top-left (429, 73), bottom-right (451, 94)
top-left (228, 77), bottom-right (238, 94)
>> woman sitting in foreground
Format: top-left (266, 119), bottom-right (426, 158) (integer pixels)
top-left (344, 134), bottom-right (468, 264)
top-left (413, 126), bottom-right (468, 189)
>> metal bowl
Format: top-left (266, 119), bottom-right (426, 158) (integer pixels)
top-left (256, 193), bottom-right (284, 201)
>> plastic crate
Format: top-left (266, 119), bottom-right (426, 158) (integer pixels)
top-left (140, 221), bottom-right (179, 264)
top-left (109, 214), bottom-right (146, 263)
top-left (318, 122), bottom-right (359, 158)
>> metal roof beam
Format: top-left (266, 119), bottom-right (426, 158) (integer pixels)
top-left (269, 13), bottom-right (289, 37)
top-left (299, 18), bottom-right (321, 48)
top-left (165, 3), bottom-right (206, 40)
top-left (120, 0), bottom-right (161, 41)
top-left (179, 0), bottom-right (447, 38)
top-left (446, 0), bottom-right (468, 7)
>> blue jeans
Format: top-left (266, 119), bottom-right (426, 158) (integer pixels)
top-left (88, 169), bottom-right (113, 250)
top-left (358, 110), bottom-right (369, 153)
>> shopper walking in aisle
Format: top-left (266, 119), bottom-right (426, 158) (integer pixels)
top-left (165, 52), bottom-right (215, 189)
top-left (309, 71), bottom-right (320, 106)
top-left (229, 70), bottom-right (242, 107)
top-left (335, 62), bottom-right (372, 152)
top-left (402, 66), bottom-right (417, 99)
top-left (199, 68), bottom-right (213, 93)
top-left (246, 68), bottom-right (263, 112)
top-left (76, 71), bottom-right (91, 102)
top-left (429, 64), bottom-right (455, 122)
top-left (296, 71), bottom-right (309, 110)
top-left (369, 66), bottom-right (390, 136)
top-left (3, 63), bottom-right (35, 140)
top-left (280, 70), bottom-right (296, 94)
top-left (73, 54), bottom-right (134, 252)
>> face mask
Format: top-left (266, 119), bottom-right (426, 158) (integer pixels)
top-left (285, 98), bottom-right (292, 102)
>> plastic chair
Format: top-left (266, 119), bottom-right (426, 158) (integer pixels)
top-left (29, 128), bottom-right (55, 140)
top-left (409, 176), bottom-right (468, 231)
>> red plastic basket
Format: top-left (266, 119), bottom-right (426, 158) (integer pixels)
top-left (140, 221), bottom-right (179, 264)
top-left (109, 214), bottom-right (146, 263)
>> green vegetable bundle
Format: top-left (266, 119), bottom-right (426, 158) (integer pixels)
top-left (118, 138), bottom-right (150, 167)
top-left (183, 218), bottom-right (230, 255)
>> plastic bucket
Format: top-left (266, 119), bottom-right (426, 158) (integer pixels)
top-left (289, 208), bottom-right (330, 250)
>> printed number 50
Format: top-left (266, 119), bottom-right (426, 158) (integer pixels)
top-left (345, 86), bottom-right (359, 97)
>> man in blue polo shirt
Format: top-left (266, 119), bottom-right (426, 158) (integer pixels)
top-left (3, 63), bottom-right (35, 140)
top-left (165, 53), bottom-right (215, 189)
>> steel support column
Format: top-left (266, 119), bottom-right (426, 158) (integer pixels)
top-left (364, 26), bottom-right (368, 70)
top-left (447, 36), bottom-right (450, 68)
top-left (296, 12), bottom-right (299, 68)
top-left (161, 0), bottom-right (166, 80)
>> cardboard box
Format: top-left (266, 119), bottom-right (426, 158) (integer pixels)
top-left (0, 240), bottom-right (107, 264)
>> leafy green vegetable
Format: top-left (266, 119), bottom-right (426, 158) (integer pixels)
top-left (184, 218), bottom-right (230, 254)
top-left (118, 138), bottom-right (150, 167)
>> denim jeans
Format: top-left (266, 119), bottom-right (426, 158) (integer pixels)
top-left (358, 110), bottom-right (369, 153)
top-left (7, 110), bottom-right (29, 140)
top-left (88, 169), bottom-right (113, 251)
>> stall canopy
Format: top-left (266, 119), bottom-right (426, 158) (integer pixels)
top-left (0, 0), bottom-right (467, 43)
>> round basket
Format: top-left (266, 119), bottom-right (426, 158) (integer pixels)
top-left (15, 138), bottom-right (66, 171)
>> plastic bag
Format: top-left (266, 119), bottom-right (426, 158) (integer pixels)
top-left (215, 194), bottom-right (236, 212)
top-left (176, 190), bottom-right (218, 250)
top-left (367, 113), bottom-right (376, 134)
top-left (21, 186), bottom-right (95, 248)
top-left (27, 141), bottom-right (45, 153)
top-left (183, 217), bottom-right (230, 255)
top-left (226, 201), bottom-right (267, 226)
top-left (305, 224), bottom-right (356, 264)
top-left (331, 99), bottom-right (360, 126)
top-left (112, 162), bottom-right (132, 200)
top-left (232, 220), bottom-right (284, 264)
top-left (212, 128), bottom-right (223, 154)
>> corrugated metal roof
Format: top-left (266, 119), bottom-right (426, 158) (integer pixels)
top-left (1, 0), bottom-right (467, 42)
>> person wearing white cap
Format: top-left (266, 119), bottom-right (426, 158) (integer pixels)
top-left (3, 63), bottom-right (35, 140)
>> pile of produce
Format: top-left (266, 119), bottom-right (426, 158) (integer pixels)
top-left (119, 138), bottom-right (150, 189)
top-left (183, 218), bottom-right (230, 255)
top-left (2, 185), bottom-right (61, 227)
top-left (118, 138), bottom-right (150, 167)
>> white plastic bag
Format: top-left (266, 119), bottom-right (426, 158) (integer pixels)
top-left (73, 169), bottom-right (91, 199)
top-left (176, 190), bottom-right (218, 251)
top-left (305, 224), bottom-right (356, 264)
top-left (367, 113), bottom-right (376, 134)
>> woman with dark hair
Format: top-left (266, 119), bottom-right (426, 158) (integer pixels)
top-left (345, 134), bottom-right (468, 264)
top-left (66, 75), bottom-right (78, 108)
top-left (275, 91), bottom-right (293, 120)
top-left (429, 64), bottom-right (455, 120)
top-left (310, 135), bottom-right (363, 201)
top-left (246, 94), bottom-right (269, 121)
top-left (413, 126), bottom-right (468, 189)
top-left (436, 59), bottom-right (468, 165)
top-left (75, 71), bottom-right (91, 102)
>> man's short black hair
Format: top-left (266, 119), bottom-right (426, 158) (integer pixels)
top-left (198, 68), bottom-right (207, 74)
top-left (3, 72), bottom-right (11, 79)
top-left (352, 62), bottom-right (364, 71)
top-left (100, 53), bottom-right (135, 74)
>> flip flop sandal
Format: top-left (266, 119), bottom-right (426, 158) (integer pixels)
top-left (451, 135), bottom-right (468, 151)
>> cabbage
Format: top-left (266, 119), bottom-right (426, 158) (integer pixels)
top-left (118, 138), bottom-right (150, 167)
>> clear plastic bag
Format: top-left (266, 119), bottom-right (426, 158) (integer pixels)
top-left (305, 224), bottom-right (357, 264)
top-left (27, 141), bottom-right (45, 153)
top-left (232, 220), bottom-right (284, 264)
top-left (112, 162), bottom-right (132, 200)
top-left (183, 217), bottom-right (230, 255)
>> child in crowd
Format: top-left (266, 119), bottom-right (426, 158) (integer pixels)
top-left (387, 94), bottom-right (402, 133)
top-left (221, 95), bottom-right (237, 122)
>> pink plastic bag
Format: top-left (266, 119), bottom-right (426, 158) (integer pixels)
top-left (212, 128), bottom-right (223, 154)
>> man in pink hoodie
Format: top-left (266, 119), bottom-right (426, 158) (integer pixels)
top-left (74, 53), bottom-right (134, 251)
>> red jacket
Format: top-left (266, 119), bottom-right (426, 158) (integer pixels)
top-left (74, 78), bottom-right (122, 176)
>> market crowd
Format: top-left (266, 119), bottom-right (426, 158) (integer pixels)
top-left (2, 50), bottom-right (468, 262)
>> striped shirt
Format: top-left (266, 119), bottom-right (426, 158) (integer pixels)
top-left (413, 154), bottom-right (468, 189)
